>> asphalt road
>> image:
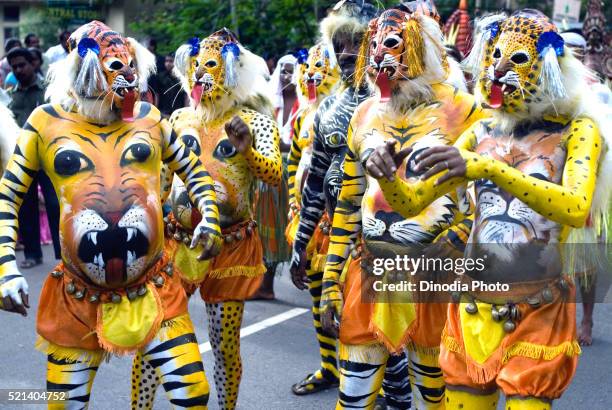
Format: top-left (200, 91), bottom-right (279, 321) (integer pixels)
top-left (0, 246), bottom-right (610, 409)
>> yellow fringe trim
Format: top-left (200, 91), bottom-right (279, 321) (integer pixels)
top-left (35, 336), bottom-right (107, 366)
top-left (443, 333), bottom-right (582, 363)
top-left (338, 342), bottom-right (388, 364)
top-left (502, 341), bottom-right (582, 363)
top-left (156, 314), bottom-right (195, 341)
top-left (207, 264), bottom-right (266, 279)
top-left (442, 333), bottom-right (464, 356)
top-left (405, 340), bottom-right (441, 358)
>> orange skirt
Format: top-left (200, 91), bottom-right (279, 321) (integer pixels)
top-left (169, 219), bottom-right (266, 303)
top-left (36, 254), bottom-right (187, 353)
top-left (339, 251), bottom-right (446, 354)
top-left (440, 279), bottom-right (579, 399)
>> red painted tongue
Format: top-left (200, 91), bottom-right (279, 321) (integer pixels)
top-left (121, 89), bottom-right (136, 122)
top-left (105, 258), bottom-right (125, 287)
top-left (307, 81), bottom-right (317, 103)
top-left (489, 83), bottom-right (503, 109)
top-left (376, 72), bottom-right (391, 102)
top-left (191, 84), bottom-right (203, 109)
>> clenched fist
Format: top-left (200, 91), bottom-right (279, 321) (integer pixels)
top-left (224, 116), bottom-right (253, 154)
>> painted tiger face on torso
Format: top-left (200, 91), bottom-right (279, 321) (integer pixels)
top-left (34, 103), bottom-right (165, 288)
top-left (471, 119), bottom-right (567, 246)
top-left (351, 84), bottom-right (480, 244)
top-left (169, 108), bottom-right (266, 228)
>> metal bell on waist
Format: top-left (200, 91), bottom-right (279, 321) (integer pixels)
top-left (465, 302), bottom-right (478, 314)
top-left (542, 287), bottom-right (553, 303)
top-left (88, 293), bottom-right (100, 303)
top-left (137, 285), bottom-right (147, 296)
top-left (526, 296), bottom-right (541, 308)
top-left (510, 305), bottom-right (521, 321)
top-left (111, 293), bottom-right (121, 303)
top-left (154, 276), bottom-right (165, 287)
top-left (557, 278), bottom-right (569, 291)
top-left (167, 223), bottom-right (175, 233)
top-left (127, 289), bottom-right (137, 301)
top-left (503, 320), bottom-right (516, 333)
top-left (497, 305), bottom-right (509, 318)
top-left (491, 307), bottom-right (502, 322)
top-left (234, 231), bottom-right (243, 241)
top-left (183, 236), bottom-right (191, 245)
top-left (66, 282), bottom-right (76, 294)
top-left (224, 235), bottom-right (234, 243)
top-left (74, 289), bottom-right (85, 300)
top-left (173, 232), bottom-right (182, 241)
top-left (450, 291), bottom-right (461, 303)
top-left (51, 270), bottom-right (63, 278)
top-left (164, 264), bottom-right (173, 277)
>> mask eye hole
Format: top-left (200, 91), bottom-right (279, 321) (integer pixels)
top-left (315, 60), bottom-right (323, 68)
top-left (54, 150), bottom-right (93, 176)
top-left (194, 60), bottom-right (199, 68)
top-left (205, 59), bottom-right (217, 68)
top-left (121, 143), bottom-right (152, 166)
top-left (493, 48), bottom-right (501, 58)
top-left (371, 40), bottom-right (378, 50)
top-left (383, 37), bottom-right (400, 48)
top-left (129, 59), bottom-right (135, 68)
top-left (511, 52), bottom-right (529, 64)
top-left (110, 61), bottom-right (124, 70)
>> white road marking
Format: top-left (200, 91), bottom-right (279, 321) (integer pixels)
top-left (199, 307), bottom-right (309, 353)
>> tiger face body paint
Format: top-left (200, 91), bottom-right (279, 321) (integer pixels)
top-left (0, 21), bottom-right (222, 409)
top-left (322, 5), bottom-right (485, 408)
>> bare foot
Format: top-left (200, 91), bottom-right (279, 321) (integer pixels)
top-left (248, 289), bottom-right (275, 301)
top-left (578, 320), bottom-right (593, 346)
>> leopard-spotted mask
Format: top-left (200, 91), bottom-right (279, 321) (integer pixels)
top-left (295, 43), bottom-right (340, 104)
top-left (471, 9), bottom-right (566, 113)
top-left (179, 29), bottom-right (241, 108)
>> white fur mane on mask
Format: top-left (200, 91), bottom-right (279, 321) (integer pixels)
top-left (45, 37), bottom-right (156, 123)
top-left (174, 41), bottom-right (273, 121)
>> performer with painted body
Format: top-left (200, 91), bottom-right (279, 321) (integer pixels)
top-left (0, 21), bottom-right (222, 409)
top-left (132, 29), bottom-right (282, 410)
top-left (319, 3), bottom-right (486, 409)
top-left (367, 9), bottom-right (610, 410)
top-left (289, 1), bottom-right (417, 406)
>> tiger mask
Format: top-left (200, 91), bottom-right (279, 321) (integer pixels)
top-left (355, 2), bottom-right (449, 106)
top-left (295, 43), bottom-right (340, 104)
top-left (173, 28), bottom-right (269, 119)
top-left (46, 21), bottom-right (155, 124)
top-left (465, 9), bottom-right (596, 125)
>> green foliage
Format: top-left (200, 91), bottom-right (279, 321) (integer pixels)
top-left (19, 6), bottom-right (72, 50)
top-left (130, 0), bottom-right (397, 57)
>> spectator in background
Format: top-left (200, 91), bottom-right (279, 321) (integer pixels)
top-left (0, 37), bottom-right (22, 87)
top-left (146, 37), bottom-right (165, 73)
top-left (152, 52), bottom-right (187, 117)
top-left (6, 48), bottom-right (61, 268)
top-left (44, 30), bottom-right (70, 65)
top-left (24, 33), bottom-right (40, 49)
top-left (4, 48), bottom-right (44, 90)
